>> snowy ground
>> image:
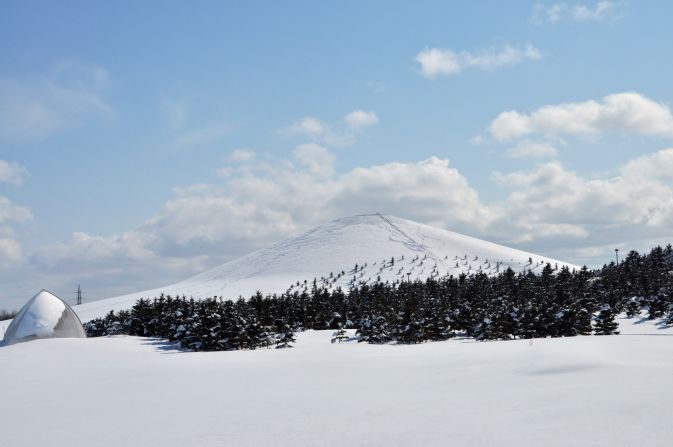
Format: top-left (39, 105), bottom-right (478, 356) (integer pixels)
top-left (1, 317), bottom-right (672, 447)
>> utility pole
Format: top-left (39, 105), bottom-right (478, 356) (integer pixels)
top-left (76, 285), bottom-right (83, 305)
top-left (615, 249), bottom-right (619, 265)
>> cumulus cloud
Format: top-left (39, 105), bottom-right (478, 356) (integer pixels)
top-left (293, 143), bottom-right (336, 177)
top-left (489, 92), bottom-right (673, 140)
top-left (345, 110), bottom-right (379, 130)
top-left (505, 141), bottom-right (558, 159)
top-left (415, 43), bottom-right (541, 78)
top-left (490, 150), bottom-right (673, 246)
top-left (620, 148), bottom-right (673, 179)
top-left (0, 61), bottom-right (112, 141)
top-left (335, 157), bottom-right (485, 228)
top-left (0, 196), bottom-right (32, 226)
top-left (24, 147), bottom-right (673, 287)
top-left (0, 160), bottom-right (28, 186)
top-left (33, 147), bottom-right (485, 272)
top-left (531, 2), bottom-right (615, 24)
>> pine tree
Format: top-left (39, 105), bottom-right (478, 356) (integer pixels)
top-left (331, 325), bottom-right (348, 343)
top-left (274, 319), bottom-right (296, 348)
top-left (593, 305), bottom-right (620, 335)
top-left (357, 315), bottom-right (391, 344)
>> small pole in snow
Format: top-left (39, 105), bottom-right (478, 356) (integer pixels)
top-left (615, 249), bottom-right (619, 265)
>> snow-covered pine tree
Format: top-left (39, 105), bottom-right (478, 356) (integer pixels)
top-left (593, 305), bottom-right (620, 335)
top-left (357, 315), bottom-right (391, 344)
top-left (331, 325), bottom-right (348, 343)
top-left (275, 319), bottom-right (296, 348)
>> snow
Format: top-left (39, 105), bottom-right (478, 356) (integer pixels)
top-left (73, 214), bottom-right (577, 322)
top-left (13, 291), bottom-right (66, 339)
top-left (2, 290), bottom-right (86, 344)
top-left (1, 317), bottom-right (671, 447)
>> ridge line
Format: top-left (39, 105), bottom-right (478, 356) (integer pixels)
top-left (374, 213), bottom-right (453, 270)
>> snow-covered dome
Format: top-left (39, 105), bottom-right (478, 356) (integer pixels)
top-left (2, 290), bottom-right (86, 345)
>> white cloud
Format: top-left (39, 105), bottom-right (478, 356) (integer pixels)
top-left (415, 43), bottom-right (541, 78)
top-left (32, 231), bottom-right (156, 270)
top-left (345, 110), bottom-right (379, 130)
top-left (416, 49), bottom-right (460, 77)
top-left (228, 148), bottom-right (256, 162)
top-left (335, 157), bottom-right (485, 228)
top-left (0, 196), bottom-right (32, 225)
top-left (293, 143), bottom-right (336, 177)
top-left (0, 160), bottom-right (28, 186)
top-left (621, 148), bottom-right (673, 179)
top-left (147, 147), bottom-right (673, 266)
top-left (489, 92), bottom-right (673, 140)
top-left (23, 147), bottom-right (673, 287)
top-left (532, 3), bottom-right (568, 24)
top-left (0, 238), bottom-right (23, 267)
top-left (28, 229), bottom-right (210, 303)
top-left (573, 1), bottom-right (613, 21)
top-left (490, 151), bottom-right (673, 245)
top-left (0, 62), bottom-right (112, 141)
top-left (491, 111), bottom-right (534, 140)
top-left (291, 117), bottom-right (326, 136)
top-left (286, 111), bottom-right (378, 146)
top-left (531, 2), bottom-right (615, 24)
top-left (505, 141), bottom-right (558, 159)
top-left (284, 116), bottom-right (344, 146)
top-left (0, 196), bottom-right (32, 267)
top-left (33, 147), bottom-right (485, 271)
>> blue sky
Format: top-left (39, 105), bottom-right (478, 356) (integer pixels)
top-left (2, 1), bottom-right (673, 307)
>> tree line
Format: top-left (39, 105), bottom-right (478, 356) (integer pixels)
top-left (84, 244), bottom-right (673, 351)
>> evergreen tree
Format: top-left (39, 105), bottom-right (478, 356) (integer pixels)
top-left (275, 319), bottom-right (296, 348)
top-left (331, 325), bottom-right (348, 343)
top-left (357, 315), bottom-right (391, 344)
top-left (85, 243), bottom-right (673, 350)
top-left (593, 305), bottom-right (620, 335)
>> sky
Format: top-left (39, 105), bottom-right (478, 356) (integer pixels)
top-left (2, 0), bottom-right (673, 308)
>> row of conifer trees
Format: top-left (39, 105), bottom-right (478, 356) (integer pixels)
top-left (84, 245), bottom-right (673, 351)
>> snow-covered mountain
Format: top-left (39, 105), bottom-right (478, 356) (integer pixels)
top-left (74, 214), bottom-right (577, 321)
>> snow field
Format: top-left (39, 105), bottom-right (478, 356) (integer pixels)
top-left (1, 317), bottom-right (671, 447)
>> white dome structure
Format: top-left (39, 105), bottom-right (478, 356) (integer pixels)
top-left (2, 290), bottom-right (86, 345)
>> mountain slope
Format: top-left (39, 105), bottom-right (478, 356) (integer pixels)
top-left (74, 214), bottom-right (577, 321)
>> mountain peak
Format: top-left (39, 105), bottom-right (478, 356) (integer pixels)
top-left (74, 215), bottom-right (576, 322)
